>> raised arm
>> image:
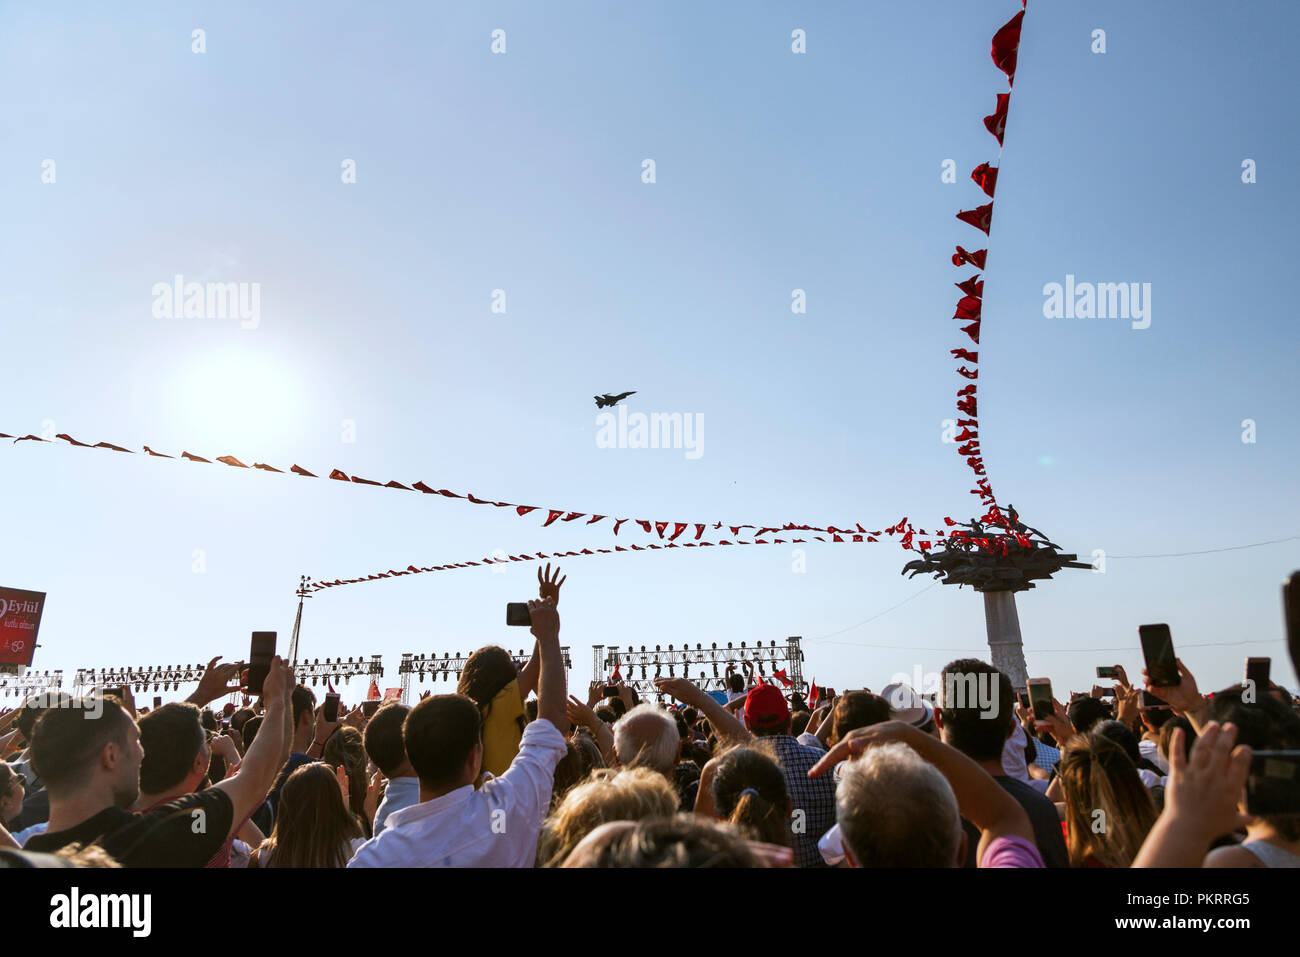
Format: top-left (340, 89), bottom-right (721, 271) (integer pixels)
top-left (186, 656), bottom-right (243, 708)
top-left (1133, 723), bottom-right (1252, 868)
top-left (809, 720), bottom-right (1033, 863)
top-left (215, 656), bottom-right (292, 840)
top-left (566, 695), bottom-right (615, 764)
top-left (654, 677), bottom-right (751, 746)
top-left (527, 598), bottom-right (566, 729)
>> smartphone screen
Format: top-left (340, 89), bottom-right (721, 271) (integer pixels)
top-left (1139, 624), bottom-right (1180, 687)
top-left (505, 602), bottom-right (531, 627)
top-left (1246, 751), bottom-right (1300, 816)
top-left (1141, 690), bottom-right (1169, 709)
top-left (1017, 691), bottom-right (1030, 711)
top-left (323, 692), bottom-right (340, 723)
top-left (153, 696), bottom-right (162, 709)
top-left (361, 700), bottom-right (380, 717)
top-left (1096, 666), bottom-right (1120, 679)
top-left (247, 631), bottom-right (276, 696)
top-left (1026, 679), bottom-right (1053, 721)
top-left (604, 686), bottom-right (619, 697)
top-left (1245, 657), bottom-right (1271, 691)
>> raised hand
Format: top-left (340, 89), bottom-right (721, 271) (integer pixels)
top-left (654, 676), bottom-right (703, 706)
top-left (538, 563), bottom-right (566, 606)
top-left (335, 764), bottom-right (350, 806)
top-left (527, 598), bottom-right (560, 644)
top-left (566, 695), bottom-right (602, 730)
top-left (190, 655), bottom-right (244, 707)
top-left (1144, 658), bottom-right (1203, 716)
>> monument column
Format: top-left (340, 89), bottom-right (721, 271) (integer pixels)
top-left (982, 589), bottom-right (1028, 690)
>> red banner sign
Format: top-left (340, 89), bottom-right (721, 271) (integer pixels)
top-left (0, 587), bottom-right (46, 668)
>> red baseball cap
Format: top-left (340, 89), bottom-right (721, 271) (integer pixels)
top-left (744, 685), bottom-right (790, 730)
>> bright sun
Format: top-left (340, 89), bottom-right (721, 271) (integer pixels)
top-left (162, 345), bottom-right (305, 450)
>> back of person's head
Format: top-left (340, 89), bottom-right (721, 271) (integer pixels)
top-left (242, 714), bottom-right (263, 750)
top-left (612, 704), bottom-right (680, 775)
top-left (789, 710), bottom-right (811, 737)
top-left (835, 742), bottom-right (962, 867)
top-left (682, 706), bottom-right (699, 728)
top-left (323, 726), bottom-right (369, 830)
top-left (17, 694), bottom-right (69, 742)
top-left (937, 659), bottom-right (1014, 761)
top-left (363, 701), bottom-right (411, 778)
top-left (830, 691), bottom-right (893, 747)
top-left (727, 673), bottom-right (745, 694)
top-left (230, 707), bottom-right (255, 733)
top-left (1158, 715), bottom-right (1195, 766)
top-left (595, 705), bottom-right (617, 725)
top-left (137, 702), bottom-right (206, 795)
top-left (1058, 732), bottom-right (1157, 867)
top-left (711, 747), bottom-right (791, 847)
top-left (457, 646), bottom-right (518, 708)
top-left (562, 815), bottom-right (760, 868)
top-left (1207, 692), bottom-right (1300, 840)
top-left (403, 694), bottom-right (482, 789)
top-left (551, 741), bottom-right (592, 805)
top-left (291, 685), bottom-right (316, 731)
top-left (1140, 700), bottom-right (1175, 731)
top-left (199, 709), bottom-right (218, 732)
top-left (30, 697), bottom-right (136, 802)
top-left (264, 762), bottom-right (360, 867)
top-left (0, 762), bottom-right (23, 823)
top-left (609, 697), bottom-right (628, 719)
top-left (572, 732), bottom-right (605, 777)
top-left (1068, 697), bottom-right (1111, 736)
top-left (539, 766), bottom-right (679, 866)
top-left (1094, 719), bottom-right (1160, 773)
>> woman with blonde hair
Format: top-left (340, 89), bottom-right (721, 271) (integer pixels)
top-left (538, 766), bottom-right (678, 866)
top-left (322, 725), bottom-right (372, 839)
top-left (1057, 732), bottom-right (1157, 867)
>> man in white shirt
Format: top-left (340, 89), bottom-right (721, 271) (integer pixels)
top-left (349, 598), bottom-right (567, 868)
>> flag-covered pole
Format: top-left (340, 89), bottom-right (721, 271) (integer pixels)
top-left (288, 575), bottom-right (312, 666)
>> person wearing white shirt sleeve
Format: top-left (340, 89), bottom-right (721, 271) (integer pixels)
top-left (349, 597), bottom-right (568, 868)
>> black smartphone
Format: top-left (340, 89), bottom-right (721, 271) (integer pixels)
top-left (1139, 624), bottom-right (1180, 687)
top-left (246, 631), bottom-right (276, 696)
top-left (1026, 678), bottom-right (1053, 721)
top-left (1095, 687), bottom-right (1116, 698)
top-left (604, 686), bottom-right (619, 697)
top-left (153, 696), bottom-right (162, 709)
top-left (1096, 665), bottom-right (1121, 680)
top-left (1245, 657), bottom-right (1271, 690)
top-left (506, 602), bottom-right (531, 627)
top-left (361, 700), bottom-right (380, 717)
top-left (323, 692), bottom-right (341, 723)
top-left (1285, 572), bottom-right (1299, 683)
top-left (1246, 751), bottom-right (1300, 816)
top-left (1017, 691), bottom-right (1030, 710)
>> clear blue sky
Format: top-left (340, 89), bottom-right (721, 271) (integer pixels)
top-left (2, 0), bottom-right (1297, 707)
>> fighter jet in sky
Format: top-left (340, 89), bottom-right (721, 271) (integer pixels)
top-left (594, 391), bottom-right (636, 409)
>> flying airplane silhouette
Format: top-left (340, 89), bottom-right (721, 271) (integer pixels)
top-left (594, 391), bottom-right (636, 409)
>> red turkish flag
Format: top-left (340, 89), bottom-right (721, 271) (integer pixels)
top-left (952, 245), bottom-right (987, 270)
top-left (954, 296), bottom-right (982, 321)
top-left (971, 162), bottom-right (998, 198)
top-left (992, 11), bottom-right (1025, 86)
top-left (956, 203), bottom-right (993, 235)
top-left (984, 93), bottom-right (1010, 146)
top-left (955, 276), bottom-right (984, 298)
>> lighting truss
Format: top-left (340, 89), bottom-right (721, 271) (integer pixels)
top-left (397, 647), bottom-right (573, 704)
top-left (599, 637), bottom-right (806, 699)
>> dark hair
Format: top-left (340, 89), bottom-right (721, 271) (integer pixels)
top-left (18, 694), bottom-right (68, 740)
top-left (682, 707), bottom-right (698, 727)
top-left (458, 646), bottom-right (524, 735)
top-left (609, 697), bottom-right (627, 719)
top-left (138, 703), bottom-right (206, 794)
top-left (1094, 719), bottom-right (1162, 775)
top-left (403, 695), bottom-right (482, 789)
top-left (1158, 716), bottom-right (1195, 764)
top-left (30, 697), bottom-right (135, 794)
top-left (261, 762), bottom-right (360, 868)
top-left (789, 711), bottom-right (811, 737)
top-left (199, 709), bottom-right (218, 732)
top-left (1207, 693), bottom-right (1300, 840)
top-left (830, 691), bottom-right (893, 747)
top-left (727, 674), bottom-right (745, 694)
top-left (595, 705), bottom-right (617, 724)
top-left (0, 762), bottom-right (23, 812)
top-left (291, 686), bottom-right (317, 730)
top-left (1067, 697), bottom-right (1112, 736)
top-left (712, 747), bottom-right (790, 847)
top-left (363, 702), bottom-right (411, 778)
top-left (230, 708), bottom-right (256, 733)
top-left (936, 660), bottom-right (1015, 761)
top-left (242, 715), bottom-right (263, 750)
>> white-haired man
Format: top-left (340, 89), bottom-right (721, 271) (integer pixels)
top-left (612, 703), bottom-right (681, 776)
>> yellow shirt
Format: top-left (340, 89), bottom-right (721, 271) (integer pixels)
top-left (477, 678), bottom-right (525, 786)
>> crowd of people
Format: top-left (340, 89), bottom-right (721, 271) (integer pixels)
top-left (1, 564), bottom-right (1297, 869)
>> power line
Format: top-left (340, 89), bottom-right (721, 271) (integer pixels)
top-left (1110, 534), bottom-right (1300, 559)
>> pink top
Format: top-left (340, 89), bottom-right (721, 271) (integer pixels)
top-left (979, 834), bottom-right (1045, 868)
